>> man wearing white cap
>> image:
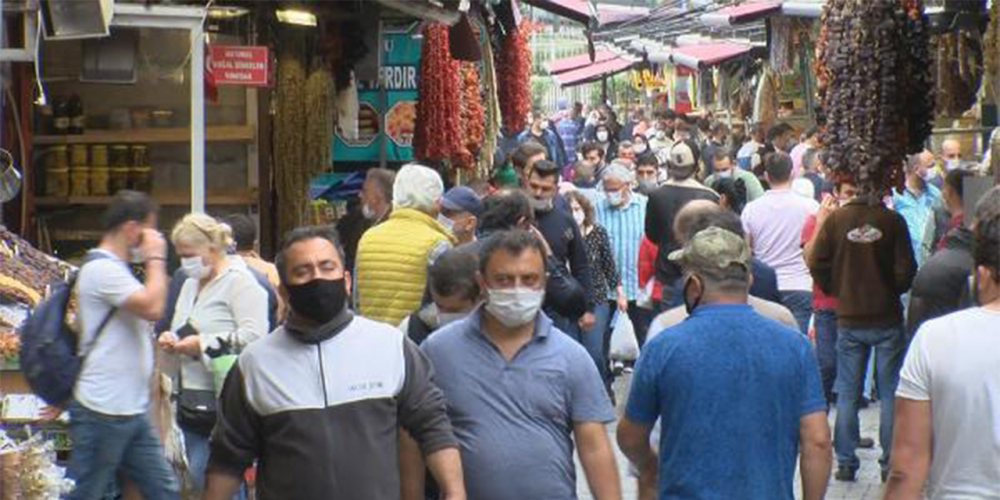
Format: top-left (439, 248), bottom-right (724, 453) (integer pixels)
top-left (356, 164), bottom-right (456, 325)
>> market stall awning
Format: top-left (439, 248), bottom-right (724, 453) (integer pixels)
top-left (553, 55), bottom-right (635, 87)
top-left (668, 42), bottom-right (753, 69)
top-left (781, 1), bottom-right (826, 18)
top-left (701, 1), bottom-right (782, 27)
top-left (520, 0), bottom-right (594, 24)
top-left (547, 48), bottom-right (617, 74)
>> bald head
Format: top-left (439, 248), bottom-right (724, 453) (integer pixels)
top-left (674, 200), bottom-right (723, 242)
top-left (942, 139), bottom-right (962, 161)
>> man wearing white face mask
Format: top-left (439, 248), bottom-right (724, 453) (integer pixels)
top-left (703, 148), bottom-right (764, 202)
top-left (421, 230), bottom-right (621, 500)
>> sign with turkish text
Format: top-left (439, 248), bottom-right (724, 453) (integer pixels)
top-left (209, 45), bottom-right (269, 87)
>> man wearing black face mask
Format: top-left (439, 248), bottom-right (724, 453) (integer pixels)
top-left (618, 226), bottom-right (831, 500)
top-left (204, 227), bottom-right (465, 500)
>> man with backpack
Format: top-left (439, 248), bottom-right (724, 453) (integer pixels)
top-left (69, 190), bottom-right (177, 499)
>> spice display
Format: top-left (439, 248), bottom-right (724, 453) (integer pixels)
top-left (934, 31), bottom-right (982, 117)
top-left (0, 329), bottom-right (18, 361)
top-left (0, 227), bottom-right (72, 307)
top-left (497, 25), bottom-right (532, 135)
top-left (817, 0), bottom-right (933, 195)
top-left (0, 431), bottom-right (75, 500)
top-left (413, 24), bottom-right (462, 162)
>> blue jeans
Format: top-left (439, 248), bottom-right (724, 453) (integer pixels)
top-left (780, 290), bottom-right (813, 335)
top-left (813, 309), bottom-right (839, 404)
top-left (183, 427), bottom-right (245, 500)
top-left (67, 401), bottom-right (179, 500)
top-left (581, 302), bottom-right (613, 383)
top-left (833, 325), bottom-right (907, 472)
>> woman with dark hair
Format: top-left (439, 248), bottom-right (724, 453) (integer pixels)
top-left (712, 177), bottom-right (749, 215)
top-left (565, 190), bottom-right (623, 390)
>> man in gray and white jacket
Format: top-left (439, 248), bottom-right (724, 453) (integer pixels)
top-left (203, 226), bottom-right (465, 500)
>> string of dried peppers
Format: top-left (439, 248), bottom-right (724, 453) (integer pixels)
top-left (497, 25), bottom-right (532, 136)
top-left (817, 0), bottom-right (934, 196)
top-left (414, 24), bottom-right (462, 162)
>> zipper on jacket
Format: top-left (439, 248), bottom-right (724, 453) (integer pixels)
top-left (316, 344), bottom-right (329, 407)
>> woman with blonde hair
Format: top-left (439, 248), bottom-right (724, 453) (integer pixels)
top-left (157, 213), bottom-right (267, 497)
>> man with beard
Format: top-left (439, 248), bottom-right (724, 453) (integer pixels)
top-left (204, 227), bottom-right (464, 500)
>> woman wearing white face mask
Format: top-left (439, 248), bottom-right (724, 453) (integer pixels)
top-left (157, 213), bottom-right (267, 498)
top-left (566, 191), bottom-right (624, 388)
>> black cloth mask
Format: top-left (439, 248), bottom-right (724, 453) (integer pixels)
top-left (286, 278), bottom-right (347, 325)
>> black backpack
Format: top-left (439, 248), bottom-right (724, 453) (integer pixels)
top-left (19, 252), bottom-right (116, 407)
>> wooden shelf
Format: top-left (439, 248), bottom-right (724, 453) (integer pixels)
top-left (35, 189), bottom-right (257, 207)
top-left (33, 125), bottom-right (255, 145)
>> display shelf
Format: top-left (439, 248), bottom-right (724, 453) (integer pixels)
top-left (32, 125), bottom-right (255, 145)
top-left (35, 188), bottom-right (257, 207)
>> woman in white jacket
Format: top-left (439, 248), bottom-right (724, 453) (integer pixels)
top-left (157, 213), bottom-right (267, 496)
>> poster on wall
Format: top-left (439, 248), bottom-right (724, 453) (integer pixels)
top-left (334, 21), bottom-right (421, 163)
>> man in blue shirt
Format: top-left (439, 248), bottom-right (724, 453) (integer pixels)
top-left (419, 230), bottom-right (621, 500)
top-left (893, 151), bottom-right (941, 266)
top-left (617, 225), bottom-right (832, 500)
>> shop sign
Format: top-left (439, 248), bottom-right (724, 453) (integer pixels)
top-left (630, 68), bottom-right (667, 91)
top-left (334, 21), bottom-right (421, 163)
top-left (208, 45), bottom-right (269, 87)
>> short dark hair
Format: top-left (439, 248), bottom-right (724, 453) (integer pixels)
top-left (478, 229), bottom-right (546, 275)
top-left (711, 147), bottom-right (733, 164)
top-left (365, 168), bottom-right (396, 204)
top-left (636, 154), bottom-right (658, 168)
top-left (973, 187), bottom-right (1000, 283)
top-left (478, 189), bottom-right (534, 234)
top-left (943, 168), bottom-right (975, 201)
top-left (711, 177), bottom-right (749, 215)
top-left (429, 249), bottom-right (481, 302)
top-left (274, 226), bottom-right (346, 285)
top-left (697, 118), bottom-right (711, 133)
top-left (579, 141), bottom-right (604, 159)
top-left (804, 126), bottom-right (820, 139)
top-left (766, 123), bottom-right (792, 143)
top-left (511, 142), bottom-right (548, 170)
top-left (101, 190), bottom-right (158, 232)
top-left (764, 152), bottom-right (793, 183)
top-left (530, 159), bottom-right (560, 181)
top-left (222, 214), bottom-right (256, 251)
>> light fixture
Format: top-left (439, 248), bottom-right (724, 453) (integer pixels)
top-left (208, 7), bottom-right (251, 20)
top-left (276, 8), bottom-right (317, 27)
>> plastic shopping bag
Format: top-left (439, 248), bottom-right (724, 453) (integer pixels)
top-left (211, 355), bottom-right (238, 398)
top-left (609, 311), bottom-right (640, 361)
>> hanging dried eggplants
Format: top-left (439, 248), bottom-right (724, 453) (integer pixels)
top-left (818, 0), bottom-right (933, 196)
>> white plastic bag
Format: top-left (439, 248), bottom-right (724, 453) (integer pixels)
top-left (609, 311), bottom-right (640, 361)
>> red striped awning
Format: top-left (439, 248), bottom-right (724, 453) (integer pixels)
top-left (670, 42), bottom-right (752, 69)
top-left (554, 56), bottom-right (635, 87)
top-left (548, 49), bottom-right (618, 74)
top-left (701, 1), bottom-right (782, 27)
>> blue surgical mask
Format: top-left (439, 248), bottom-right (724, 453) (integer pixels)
top-left (607, 190), bottom-right (625, 206)
top-left (437, 214), bottom-right (455, 233)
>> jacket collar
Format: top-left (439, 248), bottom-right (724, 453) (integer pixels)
top-left (389, 208), bottom-right (456, 244)
top-left (285, 306), bottom-right (354, 344)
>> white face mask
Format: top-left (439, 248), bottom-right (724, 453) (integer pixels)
top-left (485, 287), bottom-right (544, 327)
top-left (437, 311), bottom-right (468, 328)
top-left (437, 214), bottom-right (455, 233)
top-left (181, 256), bottom-right (210, 280)
top-left (945, 159), bottom-right (961, 171)
top-left (596, 131), bottom-right (610, 143)
top-left (572, 209), bottom-right (586, 227)
top-left (634, 143), bottom-right (648, 154)
top-left (539, 121), bottom-right (549, 131)
top-left (362, 204), bottom-right (376, 220)
top-left (716, 169), bottom-right (734, 179)
top-left (656, 130), bottom-right (667, 140)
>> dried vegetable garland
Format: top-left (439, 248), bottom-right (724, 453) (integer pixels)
top-left (902, 0), bottom-right (934, 153)
top-left (413, 24), bottom-right (462, 162)
top-left (479, 30), bottom-right (502, 178)
top-left (934, 31), bottom-right (983, 117)
top-left (497, 25), bottom-right (532, 135)
top-left (985, 0), bottom-right (1000, 103)
top-left (455, 62), bottom-right (485, 169)
top-left (818, 0), bottom-right (933, 195)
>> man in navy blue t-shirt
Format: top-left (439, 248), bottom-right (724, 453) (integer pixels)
top-left (617, 225), bottom-right (832, 500)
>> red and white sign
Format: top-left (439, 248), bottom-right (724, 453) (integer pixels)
top-left (208, 45), bottom-right (269, 87)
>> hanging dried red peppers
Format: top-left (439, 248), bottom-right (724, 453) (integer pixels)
top-left (497, 25), bottom-right (532, 136)
top-left (414, 24), bottom-right (462, 162)
top-left (817, 0), bottom-right (934, 196)
top-left (454, 62), bottom-right (485, 169)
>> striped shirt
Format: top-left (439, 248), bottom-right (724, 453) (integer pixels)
top-left (594, 192), bottom-right (648, 300)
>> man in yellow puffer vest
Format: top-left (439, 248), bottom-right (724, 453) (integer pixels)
top-left (356, 164), bottom-right (456, 325)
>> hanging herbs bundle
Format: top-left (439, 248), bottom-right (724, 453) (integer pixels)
top-left (934, 31), bottom-right (983, 117)
top-left (497, 24), bottom-right (532, 136)
top-left (413, 24), bottom-right (462, 162)
top-left (818, 0), bottom-right (933, 195)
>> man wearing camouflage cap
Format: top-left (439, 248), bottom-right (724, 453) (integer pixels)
top-left (617, 226), bottom-right (832, 500)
